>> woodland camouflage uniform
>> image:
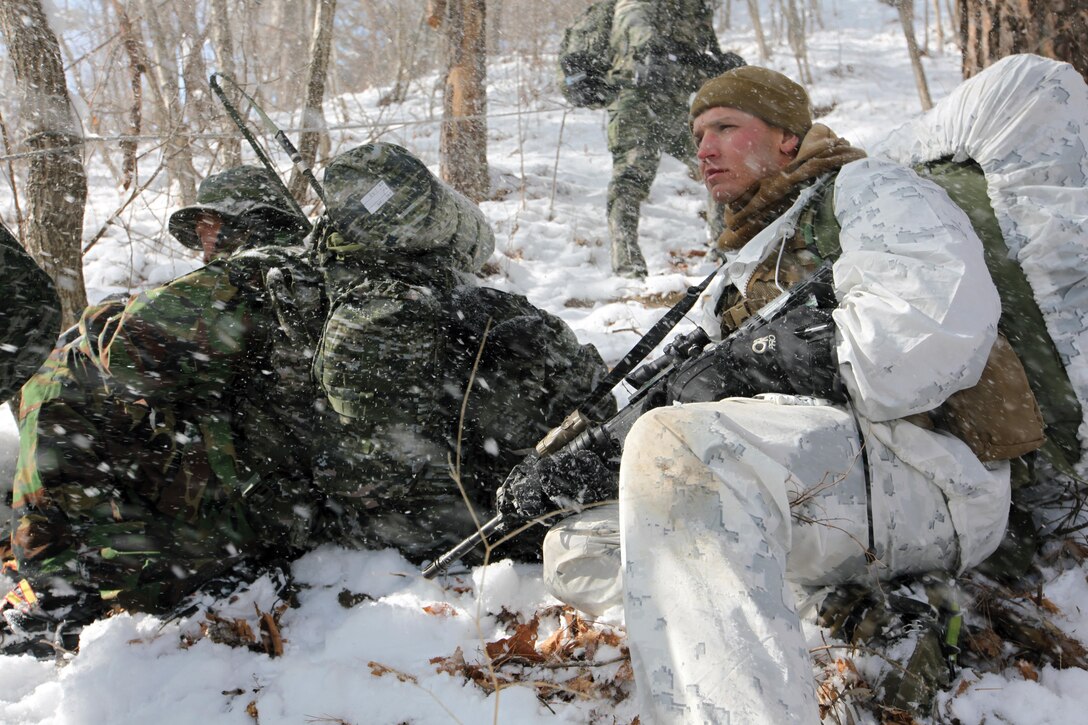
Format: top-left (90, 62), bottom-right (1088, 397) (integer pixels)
top-left (9, 168), bottom-right (319, 616)
top-left (606, 0), bottom-right (732, 277)
top-left (5, 149), bottom-right (613, 634)
top-left (0, 221), bottom-right (61, 403)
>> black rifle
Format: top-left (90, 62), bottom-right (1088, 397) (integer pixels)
top-left (421, 263), bottom-right (837, 579)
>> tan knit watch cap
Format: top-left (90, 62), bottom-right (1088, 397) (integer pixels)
top-left (690, 66), bottom-right (813, 138)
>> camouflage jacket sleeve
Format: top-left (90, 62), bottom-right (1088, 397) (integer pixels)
top-left (0, 222), bottom-right (62, 402)
top-left (84, 260), bottom-right (265, 404)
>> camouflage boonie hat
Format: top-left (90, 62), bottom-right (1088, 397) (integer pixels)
top-left (169, 165), bottom-right (307, 250)
top-left (321, 143), bottom-right (495, 273)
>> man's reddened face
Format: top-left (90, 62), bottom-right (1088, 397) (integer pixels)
top-left (693, 107), bottom-right (799, 204)
top-left (195, 211), bottom-right (224, 263)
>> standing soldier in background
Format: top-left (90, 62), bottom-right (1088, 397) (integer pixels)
top-left (0, 220), bottom-right (61, 403)
top-left (606, 0), bottom-right (742, 277)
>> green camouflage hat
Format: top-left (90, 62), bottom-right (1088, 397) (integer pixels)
top-left (321, 143), bottom-right (495, 273)
top-left (169, 166), bottom-right (307, 250)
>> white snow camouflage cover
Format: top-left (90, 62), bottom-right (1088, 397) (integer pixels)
top-left (871, 53), bottom-right (1088, 472)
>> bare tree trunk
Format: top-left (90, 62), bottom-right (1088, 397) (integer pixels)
top-left (289, 0), bottom-right (337, 202)
top-left (487, 0), bottom-right (502, 54)
top-left (922, 0), bottom-right (930, 54)
top-left (786, 0), bottom-right (813, 83)
top-left (0, 0), bottom-right (89, 328)
top-left (138, 0), bottom-right (199, 205)
top-left (175, 3), bottom-right (212, 134)
top-left (431, 0), bottom-right (489, 202)
top-left (959, 0), bottom-right (1088, 82)
top-left (933, 0), bottom-right (945, 54)
top-left (896, 0), bottom-right (934, 110)
top-left (746, 0), bottom-right (772, 61)
top-left (109, 0), bottom-right (144, 190)
top-left (380, 6), bottom-right (427, 106)
top-left (210, 0), bottom-right (242, 167)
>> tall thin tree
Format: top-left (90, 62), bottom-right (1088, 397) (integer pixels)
top-left (959, 0), bottom-right (1087, 81)
top-left (0, 0), bottom-right (89, 327)
top-left (210, 0), bottom-right (243, 168)
top-left (138, 0), bottom-right (200, 205)
top-left (289, 0), bottom-right (337, 202)
top-left (890, 0), bottom-right (934, 110)
top-left (429, 0), bottom-right (490, 202)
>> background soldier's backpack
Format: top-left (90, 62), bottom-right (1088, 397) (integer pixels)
top-left (556, 0), bottom-right (619, 109)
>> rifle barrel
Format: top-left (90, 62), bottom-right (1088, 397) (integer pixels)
top-left (421, 514), bottom-right (505, 579)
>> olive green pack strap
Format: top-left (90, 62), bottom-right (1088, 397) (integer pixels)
top-left (800, 176), bottom-right (842, 262)
top-left (918, 159), bottom-right (1083, 466)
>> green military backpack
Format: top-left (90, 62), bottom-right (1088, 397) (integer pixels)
top-left (803, 159), bottom-right (1083, 476)
top-left (309, 142), bottom-right (614, 559)
top-left (311, 273), bottom-right (613, 560)
top-left (557, 0), bottom-right (619, 109)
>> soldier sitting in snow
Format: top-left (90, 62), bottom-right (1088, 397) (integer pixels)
top-left (495, 62), bottom-right (1088, 722)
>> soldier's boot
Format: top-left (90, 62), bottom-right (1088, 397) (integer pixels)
top-left (0, 584), bottom-right (106, 659)
top-left (817, 575), bottom-right (961, 719)
top-left (608, 199), bottom-right (647, 278)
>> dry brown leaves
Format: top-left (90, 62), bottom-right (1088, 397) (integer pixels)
top-left (1016, 659), bottom-right (1040, 682)
top-left (422, 602), bottom-right (459, 618)
top-left (812, 650), bottom-right (877, 723)
top-left (962, 574), bottom-right (1088, 671)
top-left (428, 605), bottom-right (632, 707)
top-left (181, 601), bottom-right (290, 657)
top-left (369, 661), bottom-right (419, 684)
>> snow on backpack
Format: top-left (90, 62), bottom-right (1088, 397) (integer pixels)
top-left (311, 142), bottom-right (613, 510)
top-left (855, 54), bottom-right (1088, 474)
top-left (557, 0), bottom-right (619, 109)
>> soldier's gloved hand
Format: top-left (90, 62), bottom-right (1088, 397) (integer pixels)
top-left (495, 449), bottom-right (615, 522)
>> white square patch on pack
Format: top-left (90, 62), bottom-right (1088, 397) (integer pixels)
top-left (361, 180), bottom-right (394, 214)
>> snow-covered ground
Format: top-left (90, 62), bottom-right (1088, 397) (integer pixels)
top-left (3, 1), bottom-right (1088, 723)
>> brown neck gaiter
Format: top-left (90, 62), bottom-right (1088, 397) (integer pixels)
top-left (716, 124), bottom-right (868, 252)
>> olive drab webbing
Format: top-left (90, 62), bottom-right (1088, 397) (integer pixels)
top-left (803, 161), bottom-right (1080, 469)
